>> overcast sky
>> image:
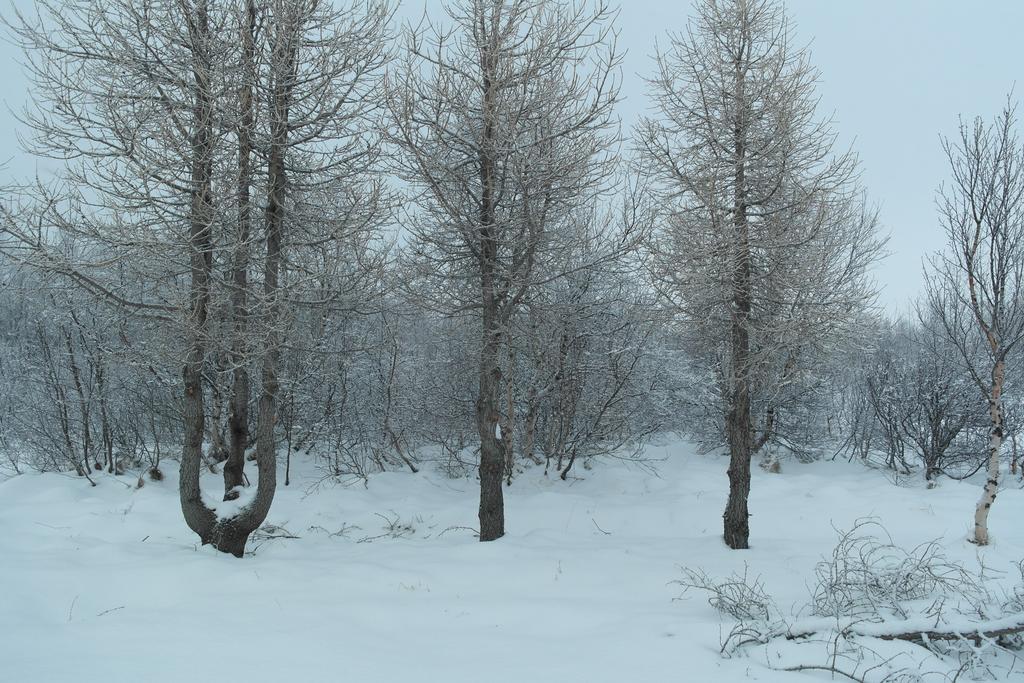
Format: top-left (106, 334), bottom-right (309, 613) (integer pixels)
top-left (2, 1), bottom-right (1023, 313)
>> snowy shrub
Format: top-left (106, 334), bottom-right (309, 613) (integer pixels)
top-left (675, 566), bottom-right (778, 622)
top-left (357, 512), bottom-right (420, 543)
top-left (810, 518), bottom-right (983, 621)
top-left (838, 318), bottom-right (989, 482)
top-left (677, 520), bottom-right (1024, 680)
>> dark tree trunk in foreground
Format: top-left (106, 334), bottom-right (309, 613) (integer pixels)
top-left (475, 57), bottom-right (505, 542)
top-left (723, 125), bottom-right (753, 550)
top-left (477, 327), bottom-right (505, 541)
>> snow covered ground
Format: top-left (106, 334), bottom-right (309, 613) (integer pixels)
top-left (2, 441), bottom-right (1023, 682)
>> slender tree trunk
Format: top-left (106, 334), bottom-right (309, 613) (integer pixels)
top-left (179, 0), bottom-right (218, 546)
top-left (475, 40), bottom-right (505, 542)
top-left (501, 341), bottom-right (516, 484)
top-left (1010, 434), bottom-right (1018, 477)
top-left (553, 329), bottom-right (571, 472)
top-left (723, 59), bottom-right (753, 550)
top-left (181, 362), bottom-right (216, 541)
top-left (208, 358), bottom-right (229, 462)
top-left (973, 358), bottom-right (1005, 545)
top-left (63, 330), bottom-right (93, 470)
top-left (224, 0), bottom-right (256, 501)
top-left (522, 384), bottom-right (540, 465)
top-left (96, 363), bottom-right (114, 473)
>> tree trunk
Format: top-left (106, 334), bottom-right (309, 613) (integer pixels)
top-left (501, 341), bottom-right (516, 484)
top-left (194, 6), bottom-right (292, 557)
top-left (63, 329), bottom-right (94, 471)
top-left (723, 58), bottom-right (752, 550)
top-left (181, 362), bottom-right (216, 541)
top-left (212, 1), bottom-right (304, 555)
top-left (476, 46), bottom-right (505, 542)
top-left (1011, 435), bottom-right (1018, 477)
top-left (724, 353), bottom-right (753, 549)
top-left (179, 0), bottom-right (218, 547)
top-left (973, 358), bottom-right (1005, 545)
top-left (94, 358), bottom-right (115, 473)
top-left (208, 358), bottom-right (229, 462)
top-left (178, 0), bottom-right (278, 558)
top-left (224, 0), bottom-right (256, 502)
top-left (522, 384), bottom-right (540, 465)
top-left (477, 327), bottom-right (505, 541)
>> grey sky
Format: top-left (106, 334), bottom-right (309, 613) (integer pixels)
top-left (3, 0), bottom-right (1023, 313)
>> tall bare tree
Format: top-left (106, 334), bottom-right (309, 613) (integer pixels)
top-left (387, 0), bottom-right (628, 541)
top-left (2, 0), bottom-right (237, 551)
top-left (926, 101), bottom-right (1024, 546)
top-left (640, 0), bottom-right (881, 549)
top-left (3, 0), bottom-right (392, 556)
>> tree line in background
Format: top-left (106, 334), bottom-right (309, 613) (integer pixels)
top-left (0, 0), bottom-right (1018, 557)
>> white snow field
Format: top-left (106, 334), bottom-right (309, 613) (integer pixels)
top-left (2, 442), bottom-right (1023, 682)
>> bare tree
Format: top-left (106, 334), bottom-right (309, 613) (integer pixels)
top-left (387, 0), bottom-right (629, 541)
top-left (926, 100), bottom-right (1024, 545)
top-left (3, 0), bottom-right (392, 556)
top-left (0, 0), bottom-right (236, 551)
top-left (641, 0), bottom-right (882, 549)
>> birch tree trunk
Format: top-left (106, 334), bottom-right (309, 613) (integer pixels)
top-left (974, 359), bottom-right (1005, 545)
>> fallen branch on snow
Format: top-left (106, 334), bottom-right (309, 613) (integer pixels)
top-left (784, 614), bottom-right (1024, 645)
